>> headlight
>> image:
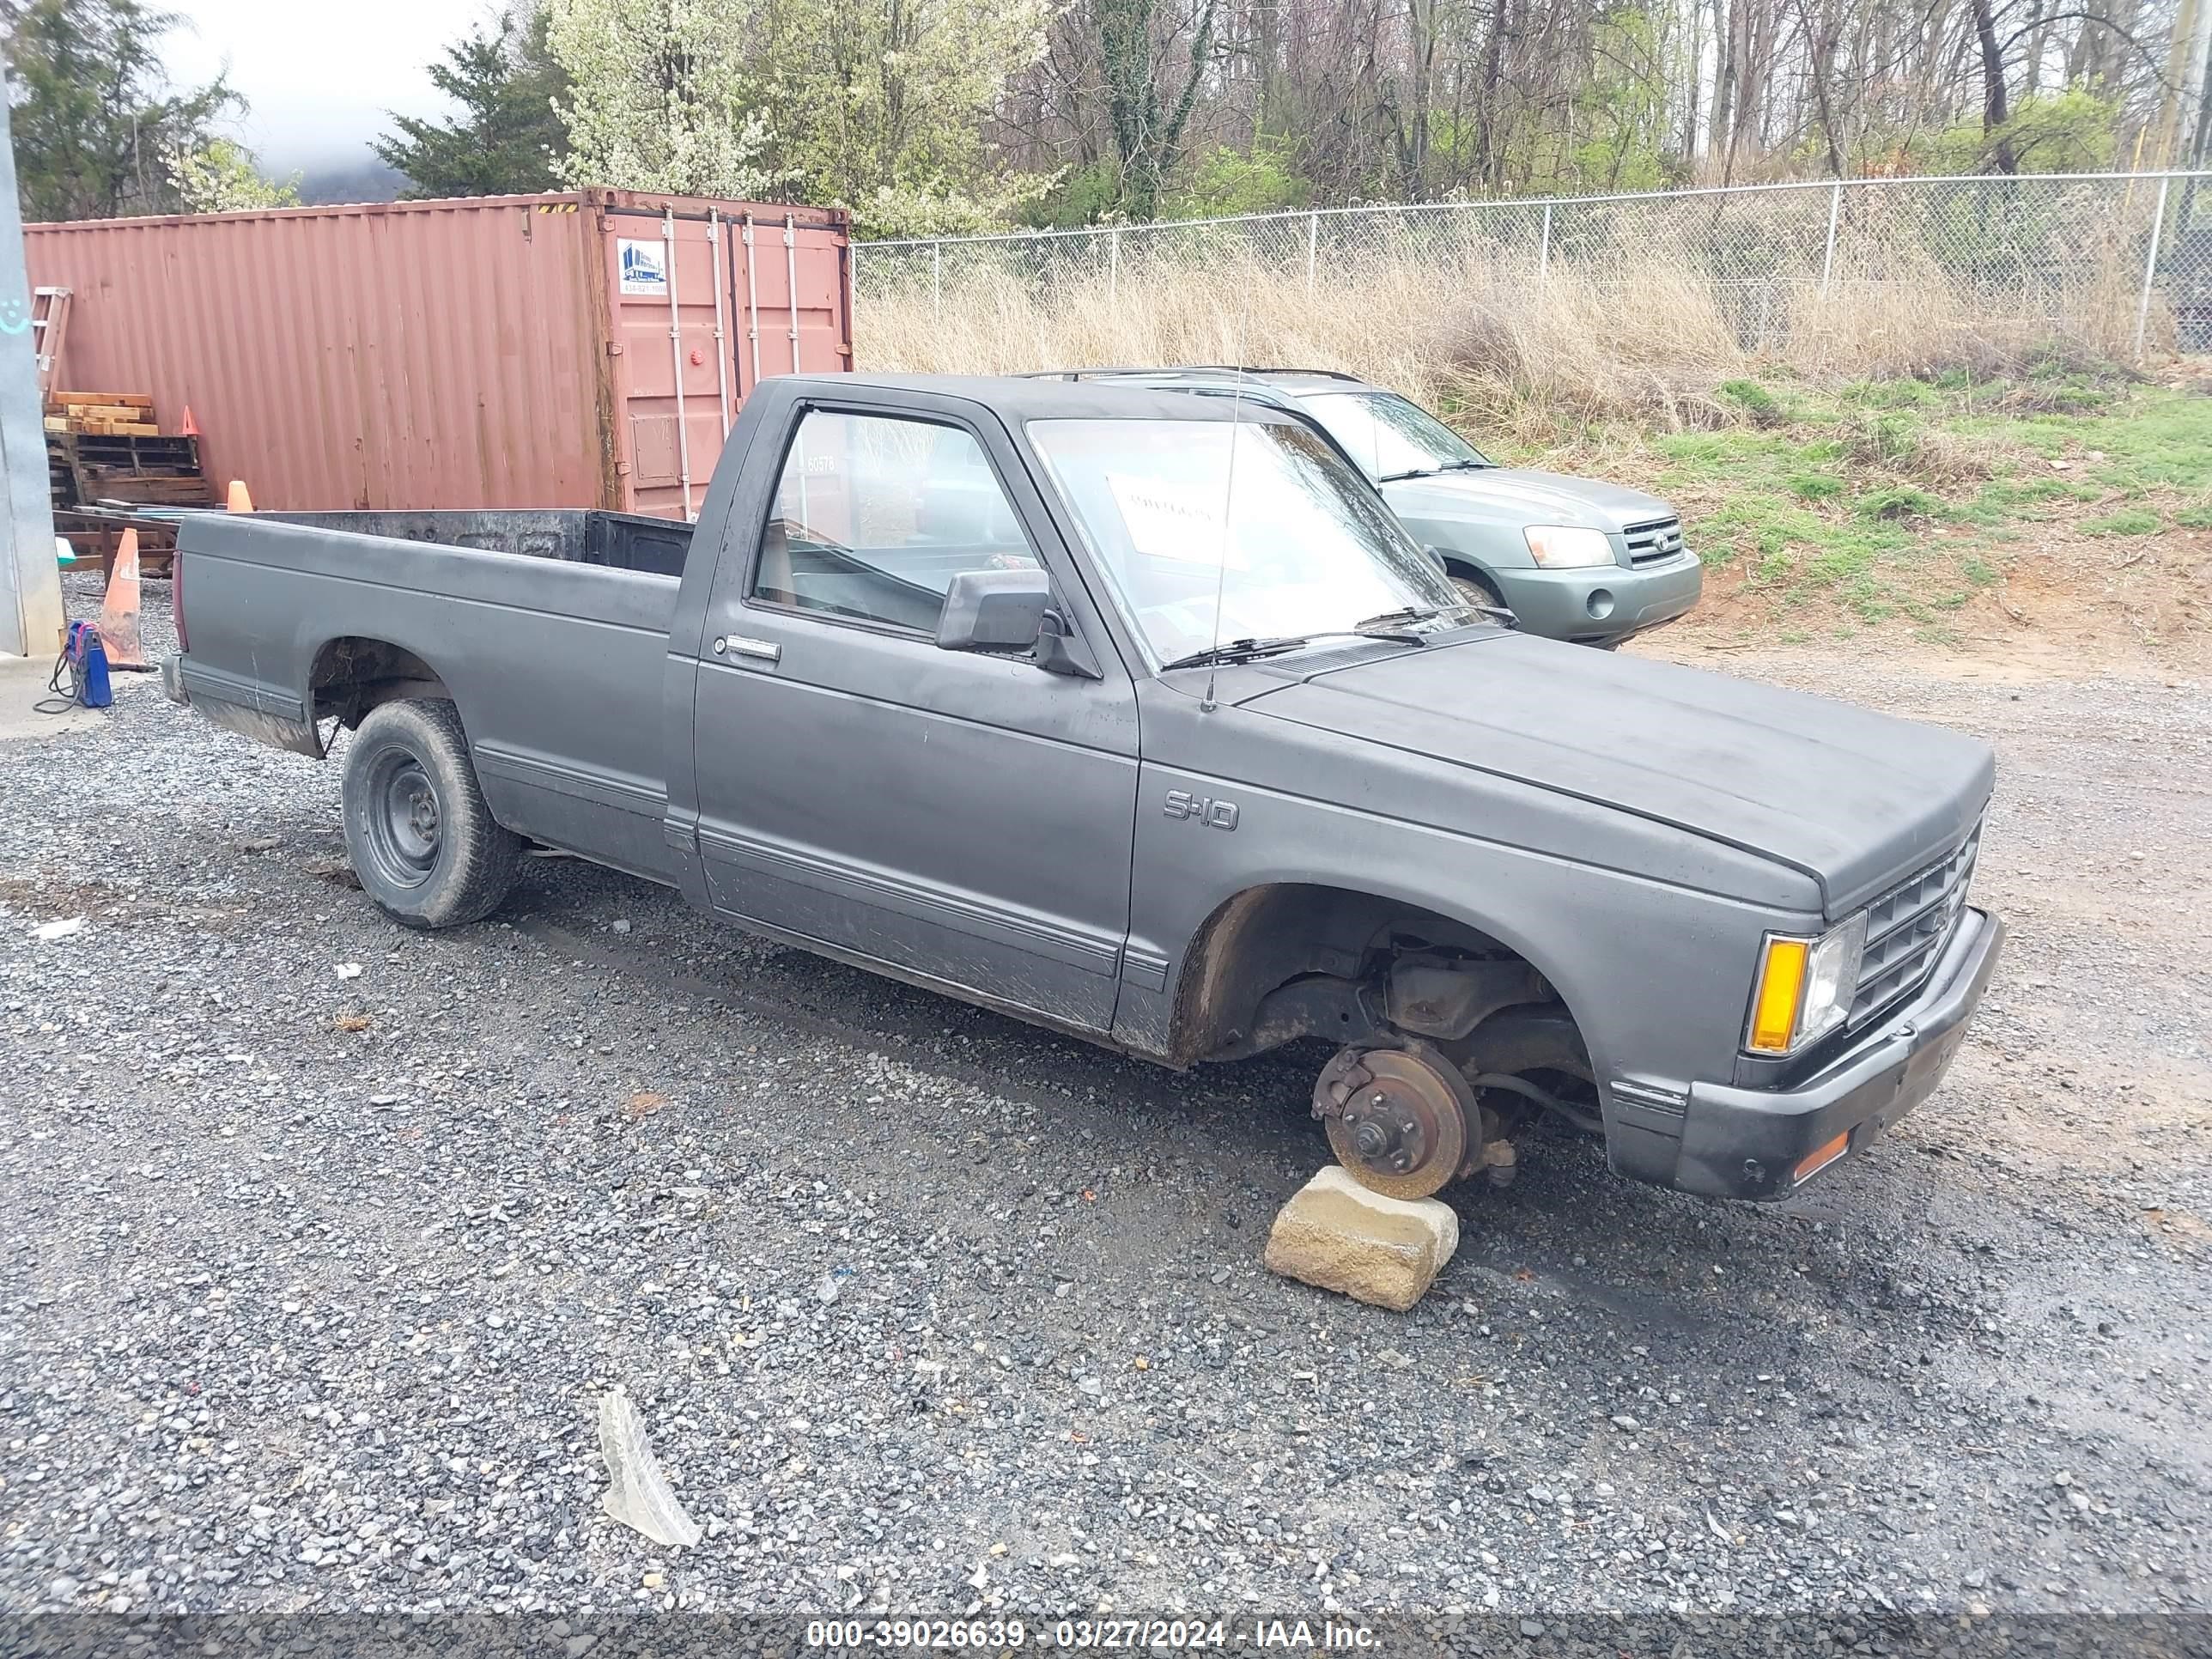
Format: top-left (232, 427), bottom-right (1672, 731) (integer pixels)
top-left (1745, 912), bottom-right (1869, 1055)
top-left (1523, 525), bottom-right (1617, 568)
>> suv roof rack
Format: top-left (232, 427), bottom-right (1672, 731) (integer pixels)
top-left (1014, 365), bottom-right (1366, 384)
top-left (1176, 365), bottom-right (1364, 381)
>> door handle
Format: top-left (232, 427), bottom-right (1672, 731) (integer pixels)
top-left (714, 635), bottom-right (781, 665)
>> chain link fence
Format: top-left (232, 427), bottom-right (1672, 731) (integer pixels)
top-left (857, 172), bottom-right (2212, 365)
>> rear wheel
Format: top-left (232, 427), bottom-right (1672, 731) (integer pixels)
top-left (341, 699), bottom-right (518, 929)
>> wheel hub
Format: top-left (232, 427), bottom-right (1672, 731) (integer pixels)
top-left (1345, 1089), bottom-right (1427, 1175)
top-left (361, 751), bottom-right (444, 889)
top-left (1313, 1042), bottom-right (1474, 1200)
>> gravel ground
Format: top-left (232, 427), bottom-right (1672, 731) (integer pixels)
top-left (1, 580), bottom-right (2207, 1624)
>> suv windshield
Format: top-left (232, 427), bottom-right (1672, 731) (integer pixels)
top-left (1299, 392), bottom-right (1491, 481)
top-left (1027, 416), bottom-right (1467, 668)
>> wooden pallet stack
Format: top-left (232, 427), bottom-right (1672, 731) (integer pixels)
top-left (46, 391), bottom-right (215, 513)
top-left (46, 391), bottom-right (158, 436)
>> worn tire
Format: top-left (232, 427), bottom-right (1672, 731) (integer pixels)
top-left (1449, 571), bottom-right (1505, 612)
top-left (341, 699), bottom-right (519, 929)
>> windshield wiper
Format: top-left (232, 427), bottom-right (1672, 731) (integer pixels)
top-left (1158, 636), bottom-right (1314, 671)
top-left (1358, 601), bottom-right (1515, 632)
top-left (1160, 628), bottom-right (1426, 672)
top-left (1376, 459), bottom-right (1489, 483)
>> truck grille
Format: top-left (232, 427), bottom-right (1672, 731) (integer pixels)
top-left (1850, 824), bottom-right (1980, 1024)
top-left (1623, 516), bottom-right (1686, 566)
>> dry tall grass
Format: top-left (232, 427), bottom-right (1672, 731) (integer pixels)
top-left (858, 246), bottom-right (2148, 441)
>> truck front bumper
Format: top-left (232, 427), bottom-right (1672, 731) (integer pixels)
top-left (160, 653), bottom-right (190, 705)
top-left (1668, 906), bottom-right (2006, 1200)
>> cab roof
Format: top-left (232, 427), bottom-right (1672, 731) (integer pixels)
top-left (781, 372), bottom-right (1319, 424)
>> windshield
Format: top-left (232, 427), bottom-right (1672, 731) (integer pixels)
top-left (1299, 392), bottom-right (1490, 481)
top-left (1026, 416), bottom-right (1466, 668)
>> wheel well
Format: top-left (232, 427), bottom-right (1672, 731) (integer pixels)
top-left (1442, 559), bottom-right (1503, 602)
top-left (1168, 882), bottom-right (1579, 1066)
top-left (310, 637), bottom-right (453, 727)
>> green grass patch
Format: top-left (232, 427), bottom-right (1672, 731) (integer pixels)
top-left (1649, 428), bottom-right (1826, 484)
top-left (2079, 507), bottom-right (2162, 537)
top-left (1856, 485), bottom-right (1942, 521)
top-left (1840, 377), bottom-right (1942, 410)
top-left (1953, 387), bottom-right (2212, 490)
top-left (1955, 477), bottom-right (2096, 526)
top-left (1718, 379), bottom-right (1790, 427)
top-left (1500, 370), bottom-right (2197, 636)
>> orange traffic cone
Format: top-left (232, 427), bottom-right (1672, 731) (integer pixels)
top-left (97, 527), bottom-right (147, 671)
top-left (179, 404), bottom-right (199, 437)
top-left (226, 479), bottom-right (253, 513)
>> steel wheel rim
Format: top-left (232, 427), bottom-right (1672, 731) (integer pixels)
top-left (362, 749), bottom-right (441, 890)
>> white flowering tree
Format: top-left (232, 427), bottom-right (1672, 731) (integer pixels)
top-left (545, 0), bottom-right (775, 198)
top-left (750, 0), bottom-right (1052, 234)
top-left (545, 0), bottom-right (1048, 235)
top-left (166, 139), bottom-right (301, 213)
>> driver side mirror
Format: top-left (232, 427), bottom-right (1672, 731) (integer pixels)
top-left (937, 567), bottom-right (1053, 653)
top-left (936, 567), bottom-right (1102, 678)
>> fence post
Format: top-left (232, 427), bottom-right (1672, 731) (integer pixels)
top-left (1820, 182), bottom-right (1842, 299)
top-left (1537, 203), bottom-right (1552, 289)
top-left (1306, 212), bottom-right (1320, 295)
top-left (1109, 228), bottom-right (1121, 301)
top-left (933, 243), bottom-right (943, 319)
top-left (2134, 176), bottom-right (2172, 360)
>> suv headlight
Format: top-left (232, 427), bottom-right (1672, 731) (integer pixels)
top-left (1523, 525), bottom-right (1617, 568)
top-left (1745, 913), bottom-right (1869, 1055)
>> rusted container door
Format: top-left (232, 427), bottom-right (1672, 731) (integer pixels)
top-left (604, 204), bottom-right (850, 519)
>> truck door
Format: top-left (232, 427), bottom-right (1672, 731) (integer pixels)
top-left (690, 392), bottom-right (1139, 1031)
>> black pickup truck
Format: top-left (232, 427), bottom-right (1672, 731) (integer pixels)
top-left (163, 374), bottom-right (2002, 1204)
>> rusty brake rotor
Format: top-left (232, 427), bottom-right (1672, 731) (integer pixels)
top-left (1314, 1041), bottom-right (1474, 1201)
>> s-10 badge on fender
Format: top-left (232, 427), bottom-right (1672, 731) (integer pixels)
top-left (1163, 790), bottom-right (1239, 830)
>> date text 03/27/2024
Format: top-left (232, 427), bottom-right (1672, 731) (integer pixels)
top-left (803, 1620), bottom-right (1380, 1650)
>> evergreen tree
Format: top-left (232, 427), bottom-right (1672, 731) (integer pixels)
top-left (373, 5), bottom-right (569, 199)
top-left (2, 0), bottom-right (237, 220)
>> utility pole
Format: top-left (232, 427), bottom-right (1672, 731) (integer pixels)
top-left (0, 78), bottom-right (63, 659)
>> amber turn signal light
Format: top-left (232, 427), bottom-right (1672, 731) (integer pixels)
top-left (1747, 937), bottom-right (1808, 1054)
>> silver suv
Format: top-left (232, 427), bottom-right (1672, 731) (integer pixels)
top-left (1041, 368), bottom-right (1704, 647)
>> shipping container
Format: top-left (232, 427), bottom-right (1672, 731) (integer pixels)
top-left (24, 189), bottom-right (854, 520)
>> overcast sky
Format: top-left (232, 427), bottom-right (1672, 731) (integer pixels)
top-left (164, 0), bottom-right (493, 170)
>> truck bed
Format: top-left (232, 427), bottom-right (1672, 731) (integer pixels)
top-left (264, 510), bottom-right (694, 579)
top-left (173, 508), bottom-right (690, 883)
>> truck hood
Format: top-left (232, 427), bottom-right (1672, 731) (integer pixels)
top-left (1383, 466), bottom-right (1674, 532)
top-left (1239, 634), bottom-right (1993, 913)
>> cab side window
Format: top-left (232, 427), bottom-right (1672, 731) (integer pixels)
top-left (753, 410), bottom-right (1039, 632)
